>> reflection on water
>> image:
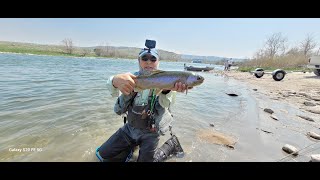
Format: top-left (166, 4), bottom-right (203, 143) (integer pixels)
top-left (0, 53), bottom-right (250, 162)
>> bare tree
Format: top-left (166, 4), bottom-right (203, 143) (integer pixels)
top-left (264, 32), bottom-right (287, 59)
top-left (80, 48), bottom-right (91, 57)
top-left (300, 34), bottom-right (317, 57)
top-left (94, 48), bottom-right (102, 56)
top-left (253, 48), bottom-right (266, 60)
top-left (62, 38), bottom-right (73, 54)
top-left (94, 42), bottom-right (107, 56)
top-left (286, 47), bottom-right (301, 56)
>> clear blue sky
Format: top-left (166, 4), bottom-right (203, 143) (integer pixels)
top-left (1, 18), bottom-right (320, 58)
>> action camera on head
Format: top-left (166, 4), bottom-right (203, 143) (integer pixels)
top-left (145, 39), bottom-right (156, 49)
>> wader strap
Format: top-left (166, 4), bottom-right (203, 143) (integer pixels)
top-left (149, 89), bottom-right (157, 132)
top-left (150, 89), bottom-right (156, 114)
top-left (123, 92), bottom-right (138, 125)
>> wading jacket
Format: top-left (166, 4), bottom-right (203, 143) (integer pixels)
top-left (107, 71), bottom-right (176, 135)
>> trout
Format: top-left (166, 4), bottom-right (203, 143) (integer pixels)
top-left (133, 70), bottom-right (204, 94)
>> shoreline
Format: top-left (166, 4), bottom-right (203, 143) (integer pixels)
top-left (0, 51), bottom-right (180, 62)
top-left (0, 51), bottom-right (135, 60)
top-left (216, 70), bottom-right (320, 162)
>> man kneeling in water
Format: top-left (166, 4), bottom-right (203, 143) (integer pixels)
top-left (96, 132), bottom-right (184, 162)
top-left (96, 40), bottom-right (188, 162)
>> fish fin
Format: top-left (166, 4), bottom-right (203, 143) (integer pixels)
top-left (150, 70), bottom-right (165, 75)
top-left (140, 70), bottom-right (165, 77)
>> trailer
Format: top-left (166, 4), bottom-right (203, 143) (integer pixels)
top-left (251, 68), bottom-right (287, 81)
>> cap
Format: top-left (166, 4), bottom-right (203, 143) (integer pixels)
top-left (138, 48), bottom-right (159, 60)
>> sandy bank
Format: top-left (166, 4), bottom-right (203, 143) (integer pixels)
top-left (222, 70), bottom-right (320, 110)
top-left (208, 70), bottom-right (320, 162)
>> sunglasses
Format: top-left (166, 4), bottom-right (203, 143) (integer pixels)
top-left (141, 55), bottom-right (157, 62)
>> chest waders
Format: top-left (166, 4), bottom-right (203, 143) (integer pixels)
top-left (125, 89), bottom-right (157, 131)
top-left (96, 90), bottom-right (184, 162)
top-left (126, 90), bottom-right (185, 162)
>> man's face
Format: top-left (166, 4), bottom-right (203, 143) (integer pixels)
top-left (139, 54), bottom-right (159, 71)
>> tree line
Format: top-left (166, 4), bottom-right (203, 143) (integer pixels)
top-left (61, 38), bottom-right (182, 61)
top-left (239, 32), bottom-right (319, 69)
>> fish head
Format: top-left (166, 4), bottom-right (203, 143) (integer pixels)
top-left (186, 73), bottom-right (204, 87)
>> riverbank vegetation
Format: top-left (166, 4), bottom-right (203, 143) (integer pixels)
top-left (2, 33), bottom-right (319, 70)
top-left (0, 39), bottom-right (182, 62)
top-left (237, 33), bottom-right (319, 72)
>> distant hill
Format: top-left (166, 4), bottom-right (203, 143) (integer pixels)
top-left (181, 54), bottom-right (246, 62)
top-left (0, 41), bottom-right (247, 63)
top-left (0, 41), bottom-right (184, 61)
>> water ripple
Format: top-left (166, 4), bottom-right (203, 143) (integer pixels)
top-left (0, 53), bottom-right (251, 161)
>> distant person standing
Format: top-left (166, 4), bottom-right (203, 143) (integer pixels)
top-left (224, 60), bottom-right (229, 71)
top-left (228, 59), bottom-right (232, 71)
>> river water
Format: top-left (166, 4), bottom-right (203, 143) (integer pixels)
top-left (0, 53), bottom-right (260, 162)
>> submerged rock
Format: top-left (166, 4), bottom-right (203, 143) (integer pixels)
top-left (271, 97), bottom-right (280, 100)
top-left (282, 144), bottom-right (299, 156)
top-left (225, 144), bottom-right (234, 149)
top-left (299, 92), bottom-right (310, 98)
top-left (280, 109), bottom-right (288, 114)
top-left (258, 128), bottom-right (272, 134)
top-left (226, 93), bottom-right (238, 96)
top-left (297, 115), bottom-right (315, 122)
top-left (289, 91), bottom-right (296, 94)
top-left (270, 115), bottom-right (279, 121)
top-left (306, 107), bottom-right (320, 114)
top-left (310, 96), bottom-right (320, 101)
top-left (307, 131), bottom-right (320, 140)
top-left (299, 92), bottom-right (308, 96)
top-left (282, 93), bottom-right (290, 97)
top-left (264, 108), bottom-right (274, 114)
top-left (310, 154), bottom-right (320, 162)
top-left (304, 101), bottom-right (316, 106)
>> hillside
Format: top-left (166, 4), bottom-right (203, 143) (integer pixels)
top-left (0, 41), bottom-right (245, 63)
top-left (181, 54), bottom-right (246, 62)
top-left (0, 41), bottom-right (185, 61)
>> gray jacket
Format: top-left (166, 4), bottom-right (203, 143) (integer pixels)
top-left (107, 72), bottom-right (176, 135)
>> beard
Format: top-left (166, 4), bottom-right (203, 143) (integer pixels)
top-left (138, 60), bottom-right (159, 75)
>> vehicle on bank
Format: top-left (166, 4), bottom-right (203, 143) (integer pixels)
top-left (307, 56), bottom-right (320, 76)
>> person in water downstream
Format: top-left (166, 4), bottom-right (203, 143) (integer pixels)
top-left (96, 40), bottom-right (203, 162)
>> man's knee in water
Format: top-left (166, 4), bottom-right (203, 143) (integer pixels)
top-left (136, 133), bottom-right (160, 162)
top-left (97, 128), bottom-right (134, 162)
top-left (97, 147), bottom-right (133, 162)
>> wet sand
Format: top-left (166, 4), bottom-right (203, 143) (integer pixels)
top-left (197, 129), bottom-right (236, 147)
top-left (204, 70), bottom-right (320, 162)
